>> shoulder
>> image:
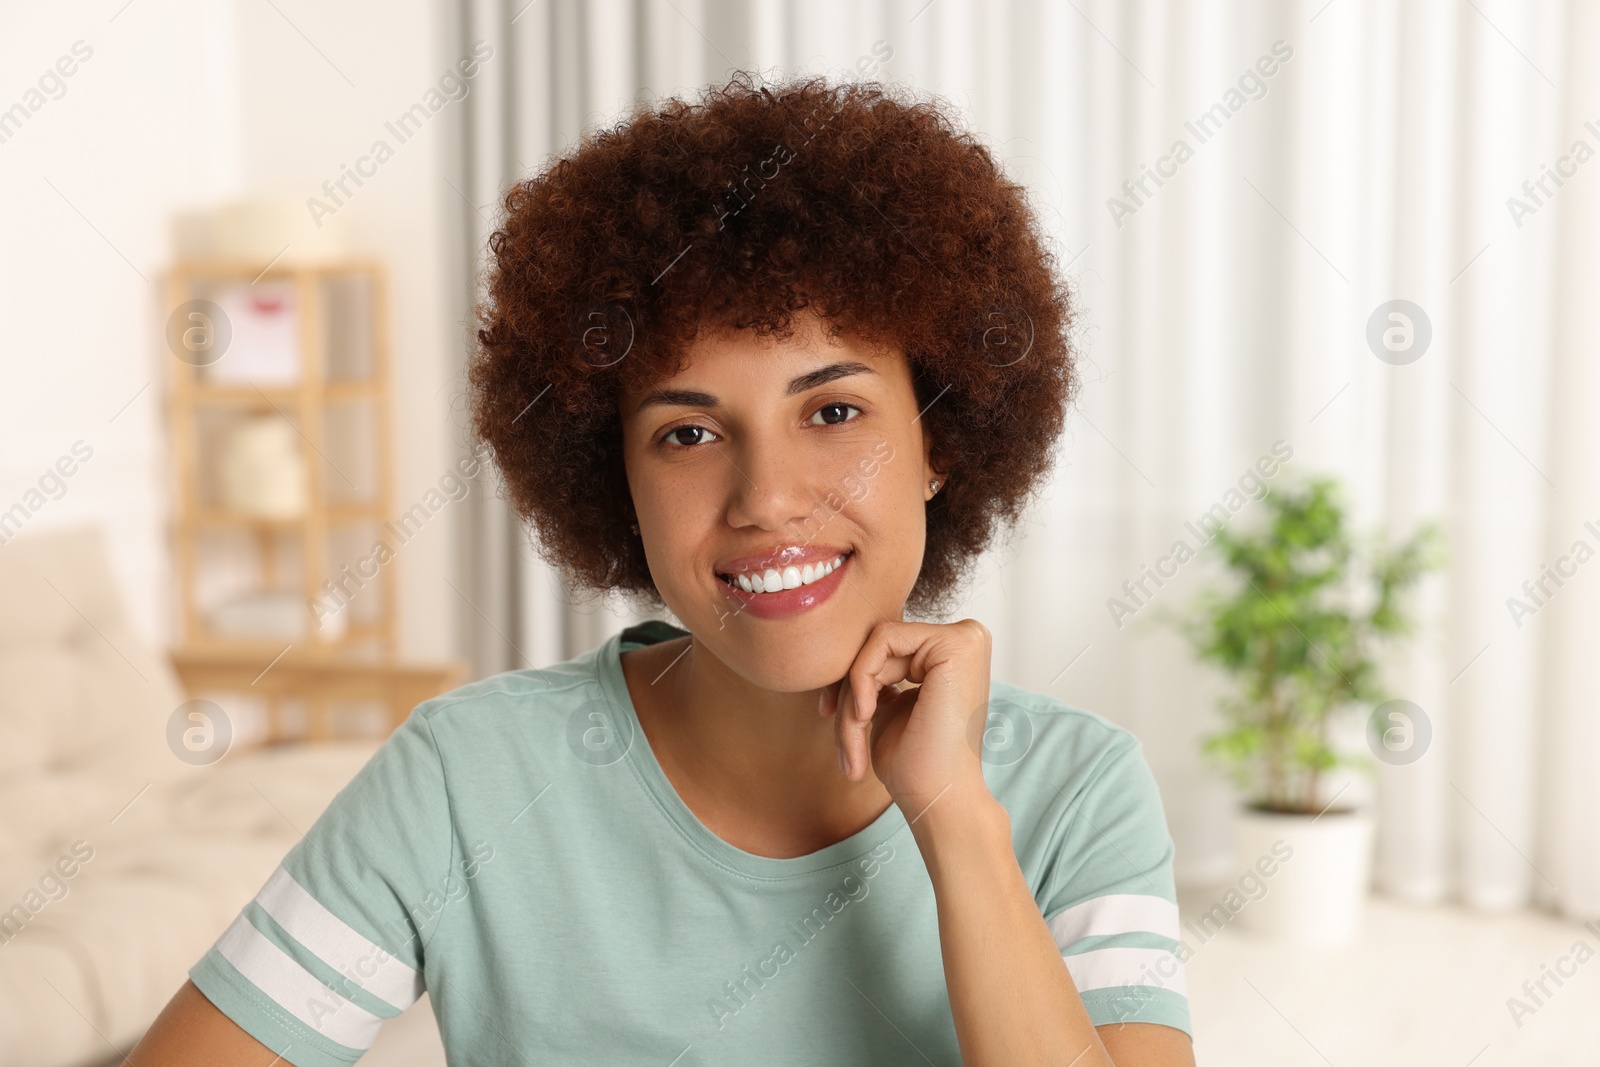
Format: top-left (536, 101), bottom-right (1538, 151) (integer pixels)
top-left (989, 686), bottom-right (1181, 926)
top-left (414, 649), bottom-right (606, 729)
top-left (369, 647), bottom-right (617, 782)
top-left (985, 680), bottom-right (1144, 781)
top-left (982, 681), bottom-right (1164, 838)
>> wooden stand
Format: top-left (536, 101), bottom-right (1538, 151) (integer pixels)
top-left (165, 258), bottom-right (397, 653)
top-left (163, 258), bottom-right (465, 743)
top-left (170, 646), bottom-right (466, 742)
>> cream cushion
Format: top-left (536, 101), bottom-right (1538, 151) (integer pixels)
top-left (0, 526), bottom-right (381, 1066)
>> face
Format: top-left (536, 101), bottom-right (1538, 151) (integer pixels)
top-left (619, 310), bottom-right (943, 693)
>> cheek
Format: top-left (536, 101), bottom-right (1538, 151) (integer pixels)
top-left (635, 477), bottom-right (718, 588)
top-left (840, 445), bottom-right (925, 543)
top-left (884, 474), bottom-right (929, 547)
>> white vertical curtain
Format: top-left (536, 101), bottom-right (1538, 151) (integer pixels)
top-left (452, 0), bottom-right (1600, 920)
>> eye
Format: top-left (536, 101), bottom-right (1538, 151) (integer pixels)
top-left (810, 402), bottom-right (862, 427)
top-left (660, 423), bottom-right (720, 449)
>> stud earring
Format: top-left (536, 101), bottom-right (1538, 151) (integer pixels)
top-left (928, 479), bottom-right (942, 495)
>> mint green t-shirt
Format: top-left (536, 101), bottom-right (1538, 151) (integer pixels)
top-left (189, 621), bottom-right (1191, 1065)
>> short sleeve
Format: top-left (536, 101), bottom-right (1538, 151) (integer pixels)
top-left (1037, 732), bottom-right (1192, 1038)
top-left (188, 707), bottom-right (454, 1066)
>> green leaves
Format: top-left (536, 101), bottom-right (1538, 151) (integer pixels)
top-left (1171, 476), bottom-right (1443, 814)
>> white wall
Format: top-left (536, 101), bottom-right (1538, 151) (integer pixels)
top-left (0, 0), bottom-right (461, 661)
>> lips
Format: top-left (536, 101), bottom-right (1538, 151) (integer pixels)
top-left (715, 548), bottom-right (854, 620)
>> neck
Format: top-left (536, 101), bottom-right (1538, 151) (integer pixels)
top-left (623, 634), bottom-right (894, 857)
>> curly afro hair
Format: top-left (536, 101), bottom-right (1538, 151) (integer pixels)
top-left (469, 71), bottom-right (1077, 619)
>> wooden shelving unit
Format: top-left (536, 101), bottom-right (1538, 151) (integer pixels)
top-left (163, 258), bottom-right (397, 656)
top-left (160, 254), bottom-right (469, 746)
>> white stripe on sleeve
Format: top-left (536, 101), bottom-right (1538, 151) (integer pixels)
top-left (213, 913), bottom-right (388, 1050)
top-left (253, 866), bottom-right (424, 1012)
top-left (1063, 945), bottom-right (1188, 998)
top-left (1045, 893), bottom-right (1180, 950)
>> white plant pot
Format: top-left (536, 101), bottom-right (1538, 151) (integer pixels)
top-left (1229, 805), bottom-right (1375, 946)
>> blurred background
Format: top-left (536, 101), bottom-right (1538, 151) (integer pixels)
top-left (2, 0), bottom-right (1597, 1064)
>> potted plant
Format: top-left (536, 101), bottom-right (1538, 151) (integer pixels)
top-left (1173, 476), bottom-right (1442, 945)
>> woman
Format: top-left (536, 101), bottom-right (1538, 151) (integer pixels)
top-left (133, 73), bottom-right (1195, 1066)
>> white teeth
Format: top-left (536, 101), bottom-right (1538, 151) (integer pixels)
top-left (724, 554), bottom-right (846, 594)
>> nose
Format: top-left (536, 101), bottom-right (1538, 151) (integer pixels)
top-left (722, 429), bottom-right (822, 535)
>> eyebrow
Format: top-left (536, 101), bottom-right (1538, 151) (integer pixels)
top-left (632, 360), bottom-right (877, 414)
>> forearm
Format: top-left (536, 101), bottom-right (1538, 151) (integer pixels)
top-left (911, 773), bottom-right (1112, 1067)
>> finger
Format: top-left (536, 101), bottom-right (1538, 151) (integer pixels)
top-left (820, 677), bottom-right (856, 779)
top-left (843, 681), bottom-right (867, 781)
top-left (832, 674), bottom-right (853, 778)
top-left (848, 622), bottom-right (939, 723)
top-left (845, 680), bottom-right (879, 782)
top-left (842, 682), bottom-right (906, 783)
top-left (841, 681), bottom-right (867, 781)
top-left (841, 624), bottom-right (921, 778)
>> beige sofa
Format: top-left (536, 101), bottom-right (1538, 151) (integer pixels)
top-left (0, 526), bottom-right (382, 1066)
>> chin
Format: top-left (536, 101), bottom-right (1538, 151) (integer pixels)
top-left (691, 611), bottom-right (865, 694)
top-left (736, 655), bottom-right (843, 694)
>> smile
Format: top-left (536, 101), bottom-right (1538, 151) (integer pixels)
top-left (715, 550), bottom-right (854, 619)
top-left (721, 553), bottom-right (847, 593)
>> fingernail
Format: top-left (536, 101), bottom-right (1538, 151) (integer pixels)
top-left (838, 748), bottom-right (849, 777)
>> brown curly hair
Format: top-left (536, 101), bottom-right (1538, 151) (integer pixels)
top-left (469, 71), bottom-right (1077, 619)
